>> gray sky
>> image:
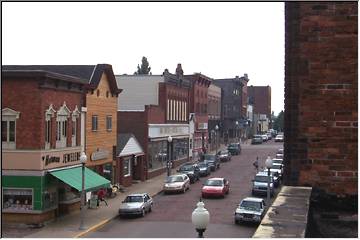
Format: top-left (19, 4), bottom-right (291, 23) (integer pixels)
top-left (2, 2), bottom-right (285, 115)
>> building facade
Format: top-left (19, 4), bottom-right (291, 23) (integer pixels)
top-left (186, 72), bottom-right (212, 156)
top-left (247, 85), bottom-right (272, 132)
top-left (116, 67), bottom-right (191, 180)
top-left (2, 68), bottom-right (105, 224)
top-left (213, 75), bottom-right (248, 143)
top-left (207, 84), bottom-right (222, 151)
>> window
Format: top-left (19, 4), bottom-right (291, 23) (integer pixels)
top-left (106, 115), bottom-right (112, 131)
top-left (2, 108), bottom-right (20, 149)
top-left (3, 188), bottom-right (33, 211)
top-left (123, 157), bottom-right (131, 177)
top-left (167, 99), bottom-right (170, 121)
top-left (45, 120), bottom-right (51, 147)
top-left (56, 103), bottom-right (70, 148)
top-left (92, 115), bottom-right (98, 131)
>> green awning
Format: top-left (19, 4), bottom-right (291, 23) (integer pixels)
top-left (50, 166), bottom-right (110, 192)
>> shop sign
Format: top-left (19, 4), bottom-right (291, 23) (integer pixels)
top-left (149, 124), bottom-right (190, 138)
top-left (42, 152), bottom-right (80, 166)
top-left (197, 123), bottom-right (208, 130)
top-left (91, 149), bottom-right (109, 161)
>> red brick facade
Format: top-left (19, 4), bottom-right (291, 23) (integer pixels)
top-left (284, 2), bottom-right (357, 198)
top-left (2, 74), bottom-right (84, 150)
top-left (247, 86), bottom-right (271, 119)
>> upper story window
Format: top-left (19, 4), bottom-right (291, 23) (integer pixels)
top-left (106, 115), bottom-right (112, 131)
top-left (45, 104), bottom-right (56, 149)
top-left (71, 106), bottom-right (80, 147)
top-left (92, 115), bottom-right (98, 131)
top-left (2, 108), bottom-right (20, 150)
top-left (56, 102), bottom-right (70, 149)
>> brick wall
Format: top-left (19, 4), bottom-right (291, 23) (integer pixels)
top-left (284, 2), bottom-right (357, 197)
top-left (247, 86), bottom-right (271, 119)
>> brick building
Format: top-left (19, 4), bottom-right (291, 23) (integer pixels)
top-left (284, 1), bottom-right (357, 209)
top-left (213, 75), bottom-right (249, 143)
top-left (247, 85), bottom-right (272, 134)
top-left (207, 84), bottom-right (222, 151)
top-left (116, 66), bottom-right (191, 181)
top-left (2, 67), bottom-right (110, 224)
top-left (185, 72), bottom-right (212, 156)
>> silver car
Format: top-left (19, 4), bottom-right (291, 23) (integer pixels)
top-left (197, 162), bottom-right (211, 176)
top-left (270, 163), bottom-right (283, 178)
top-left (234, 197), bottom-right (266, 224)
top-left (118, 193), bottom-right (153, 217)
top-left (163, 174), bottom-right (190, 194)
top-left (252, 172), bottom-right (274, 197)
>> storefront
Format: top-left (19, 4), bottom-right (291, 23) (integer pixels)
top-left (147, 124), bottom-right (190, 178)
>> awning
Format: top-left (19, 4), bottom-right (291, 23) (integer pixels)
top-left (50, 166), bottom-right (110, 192)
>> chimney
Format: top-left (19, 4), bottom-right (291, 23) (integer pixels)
top-left (176, 63), bottom-right (184, 78)
top-left (163, 69), bottom-right (169, 75)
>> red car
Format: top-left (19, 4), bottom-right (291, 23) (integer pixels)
top-left (201, 178), bottom-right (230, 198)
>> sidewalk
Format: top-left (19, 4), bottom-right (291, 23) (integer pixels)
top-left (19, 144), bottom-right (230, 238)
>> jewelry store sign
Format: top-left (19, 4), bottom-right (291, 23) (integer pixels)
top-left (91, 149), bottom-right (109, 161)
top-left (149, 124), bottom-right (189, 138)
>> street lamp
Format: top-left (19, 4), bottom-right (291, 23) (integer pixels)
top-left (79, 152), bottom-right (87, 230)
top-left (265, 156), bottom-right (273, 203)
top-left (191, 199), bottom-right (210, 238)
top-left (215, 125), bottom-right (219, 153)
top-left (235, 121), bottom-right (239, 142)
top-left (167, 136), bottom-right (173, 177)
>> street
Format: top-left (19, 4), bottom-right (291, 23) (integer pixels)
top-left (83, 140), bottom-right (283, 238)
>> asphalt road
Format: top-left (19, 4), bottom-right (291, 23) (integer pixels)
top-left (84, 140), bottom-right (283, 238)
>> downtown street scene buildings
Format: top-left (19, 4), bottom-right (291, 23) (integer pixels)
top-left (1, 2), bottom-right (358, 238)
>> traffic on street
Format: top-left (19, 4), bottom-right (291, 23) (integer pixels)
top-left (83, 140), bottom-right (284, 238)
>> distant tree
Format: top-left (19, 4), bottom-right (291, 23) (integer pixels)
top-left (134, 56), bottom-right (151, 75)
top-left (273, 110), bottom-right (284, 132)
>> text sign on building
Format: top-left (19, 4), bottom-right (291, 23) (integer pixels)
top-left (41, 147), bottom-right (82, 169)
top-left (91, 149), bottom-right (109, 161)
top-left (148, 124), bottom-right (190, 138)
top-left (197, 123), bottom-right (208, 130)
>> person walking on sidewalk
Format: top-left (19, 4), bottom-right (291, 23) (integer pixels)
top-left (97, 188), bottom-right (108, 206)
top-left (253, 157), bottom-right (259, 173)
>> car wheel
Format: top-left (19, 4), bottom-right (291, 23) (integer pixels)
top-left (149, 205), bottom-right (152, 212)
top-left (142, 209), bottom-right (146, 217)
top-left (235, 219), bottom-right (239, 224)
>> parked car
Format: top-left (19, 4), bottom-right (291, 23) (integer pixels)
top-left (251, 135), bottom-right (263, 144)
top-left (197, 162), bottom-right (211, 177)
top-left (270, 163), bottom-right (283, 179)
top-left (118, 193), bottom-right (153, 217)
top-left (258, 170), bottom-right (281, 188)
top-left (203, 154), bottom-right (220, 171)
top-left (275, 134), bottom-right (284, 142)
top-left (163, 174), bottom-right (190, 194)
top-left (267, 133), bottom-right (272, 140)
top-left (252, 172), bottom-right (274, 197)
top-left (217, 150), bottom-right (232, 162)
top-left (227, 143), bottom-right (241, 155)
top-left (275, 153), bottom-right (284, 159)
top-left (261, 134), bottom-right (268, 142)
top-left (201, 177), bottom-right (230, 198)
top-left (234, 197), bottom-right (266, 224)
top-left (277, 148), bottom-right (284, 154)
top-left (177, 163), bottom-right (200, 183)
top-left (272, 158), bottom-right (283, 165)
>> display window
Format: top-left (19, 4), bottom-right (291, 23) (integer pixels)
top-left (3, 188), bottom-right (33, 211)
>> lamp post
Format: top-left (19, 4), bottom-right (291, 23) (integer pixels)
top-left (265, 155), bottom-right (273, 203)
top-left (235, 121), bottom-right (239, 143)
top-left (79, 152), bottom-right (87, 230)
top-left (167, 136), bottom-right (173, 177)
top-left (191, 199), bottom-right (210, 238)
top-left (215, 125), bottom-right (219, 153)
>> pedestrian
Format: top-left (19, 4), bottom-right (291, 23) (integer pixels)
top-left (97, 188), bottom-right (108, 206)
top-left (253, 157), bottom-right (259, 172)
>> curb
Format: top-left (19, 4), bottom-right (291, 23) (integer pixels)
top-left (74, 189), bottom-right (164, 238)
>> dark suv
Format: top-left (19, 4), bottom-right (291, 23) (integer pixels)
top-left (203, 154), bottom-right (220, 171)
top-left (227, 143), bottom-right (241, 155)
top-left (177, 163), bottom-right (200, 183)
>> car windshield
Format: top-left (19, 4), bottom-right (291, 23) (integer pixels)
top-left (204, 154), bottom-right (216, 160)
top-left (273, 160), bottom-right (283, 164)
top-left (228, 144), bottom-right (237, 147)
top-left (198, 163), bottom-right (207, 168)
top-left (254, 135), bottom-right (262, 138)
top-left (220, 151), bottom-right (228, 154)
top-left (205, 179), bottom-right (223, 186)
top-left (166, 176), bottom-right (184, 183)
top-left (255, 175), bottom-right (271, 182)
top-left (272, 164), bottom-right (282, 169)
top-left (276, 135), bottom-right (283, 138)
top-left (240, 200), bottom-right (261, 211)
top-left (180, 165), bottom-right (193, 171)
top-left (124, 195), bottom-right (143, 203)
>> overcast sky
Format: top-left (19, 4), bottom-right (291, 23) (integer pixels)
top-left (2, 2), bottom-right (285, 115)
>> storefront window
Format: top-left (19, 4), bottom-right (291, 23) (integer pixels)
top-left (3, 188), bottom-right (33, 211)
top-left (103, 163), bottom-right (113, 181)
top-left (58, 183), bottom-right (80, 202)
top-left (148, 138), bottom-right (189, 170)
